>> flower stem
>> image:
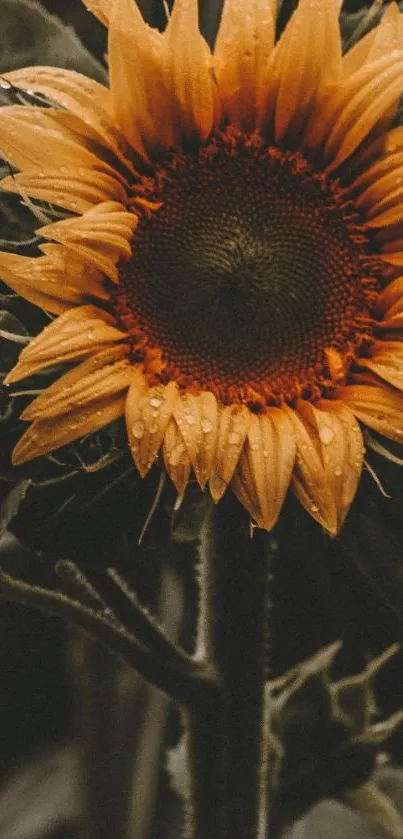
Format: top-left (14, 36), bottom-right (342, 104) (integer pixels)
top-left (187, 495), bottom-right (272, 839)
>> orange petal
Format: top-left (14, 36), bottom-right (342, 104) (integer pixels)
top-left (313, 400), bottom-right (365, 530)
top-left (12, 393), bottom-right (126, 466)
top-left (0, 106), bottom-right (119, 176)
top-left (324, 53), bottom-right (403, 169)
top-left (359, 341), bottom-right (403, 391)
top-left (38, 202), bottom-right (138, 282)
top-left (334, 382), bottom-right (403, 443)
top-left (215, 0), bottom-right (275, 132)
top-left (284, 404), bottom-right (339, 534)
top-left (163, 418), bottom-right (192, 494)
top-left (21, 348), bottom-right (132, 420)
top-left (209, 404), bottom-right (251, 501)
top-left (232, 408), bottom-right (296, 531)
top-left (351, 150), bottom-right (403, 195)
top-left (5, 306), bottom-right (126, 383)
top-left (273, 0), bottom-right (342, 143)
top-left (3, 66), bottom-right (133, 169)
top-left (172, 391), bottom-right (218, 488)
top-left (1, 168), bottom-right (128, 215)
top-left (81, 0), bottom-right (110, 26)
top-left (165, 0), bottom-right (218, 143)
top-left (377, 276), bottom-right (403, 314)
top-left (126, 380), bottom-right (179, 477)
top-left (108, 0), bottom-right (176, 160)
top-left (343, 3), bottom-right (403, 76)
top-left (0, 250), bottom-right (95, 315)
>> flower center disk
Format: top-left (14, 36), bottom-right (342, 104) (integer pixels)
top-left (116, 135), bottom-right (377, 405)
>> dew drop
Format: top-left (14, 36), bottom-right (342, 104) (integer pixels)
top-left (334, 467), bottom-right (342, 477)
top-left (149, 422), bottom-right (158, 434)
top-left (319, 426), bottom-right (334, 445)
top-left (132, 419), bottom-right (145, 439)
top-left (310, 504), bottom-right (319, 513)
top-left (150, 395), bottom-right (162, 409)
top-left (228, 431), bottom-right (240, 445)
top-left (201, 418), bottom-right (213, 434)
top-left (184, 411), bottom-right (195, 425)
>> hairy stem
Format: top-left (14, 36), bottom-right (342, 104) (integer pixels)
top-left (187, 496), bottom-right (272, 839)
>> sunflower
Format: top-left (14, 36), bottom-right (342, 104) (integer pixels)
top-left (1, 0), bottom-right (403, 535)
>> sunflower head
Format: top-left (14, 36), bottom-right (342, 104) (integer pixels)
top-left (1, 0), bottom-right (403, 535)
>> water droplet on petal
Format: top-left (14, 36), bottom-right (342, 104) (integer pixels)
top-left (149, 422), bottom-right (158, 434)
top-left (201, 418), bottom-right (213, 434)
top-left (310, 504), bottom-right (319, 513)
top-left (229, 431), bottom-right (240, 445)
top-left (319, 426), bottom-right (334, 445)
top-left (334, 467), bottom-right (342, 477)
top-left (132, 420), bottom-right (145, 439)
top-left (150, 396), bottom-right (162, 409)
top-left (184, 411), bottom-right (195, 425)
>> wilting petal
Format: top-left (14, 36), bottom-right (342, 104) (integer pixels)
top-left (12, 394), bottom-right (126, 466)
top-left (335, 382), bottom-right (403, 443)
top-left (232, 409), bottom-right (296, 531)
top-left (343, 2), bottom-right (403, 76)
top-left (38, 202), bottom-right (138, 282)
top-left (273, 0), bottom-right (342, 142)
top-left (209, 404), bottom-right (250, 501)
top-left (126, 380), bottom-right (178, 477)
top-left (215, 0), bottom-right (275, 132)
top-left (21, 347), bottom-right (132, 419)
top-left (3, 67), bottom-right (133, 169)
top-left (165, 0), bottom-right (217, 143)
top-left (173, 391), bottom-right (218, 488)
top-left (312, 400), bottom-right (365, 530)
top-left (5, 309), bottom-right (126, 383)
top-left (359, 341), bottom-right (403, 391)
top-left (163, 418), bottom-right (192, 494)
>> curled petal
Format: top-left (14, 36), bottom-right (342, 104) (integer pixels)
top-left (209, 404), bottom-right (250, 501)
top-left (38, 202), bottom-right (138, 282)
top-left (1, 168), bottom-right (128, 215)
top-left (126, 380), bottom-right (178, 477)
top-left (5, 306), bottom-right (126, 383)
top-left (232, 409), bottom-right (296, 531)
top-left (163, 419), bottom-right (192, 494)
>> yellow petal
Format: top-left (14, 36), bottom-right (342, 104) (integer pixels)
top-left (0, 106), bottom-right (119, 176)
top-left (38, 202), bottom-right (138, 282)
top-left (232, 409), bottom-right (296, 531)
top-left (173, 391), bottom-right (218, 489)
top-left (108, 0), bottom-right (176, 160)
top-left (312, 400), bottom-right (364, 530)
top-left (163, 418), bottom-right (192, 494)
top-left (1, 168), bottom-right (128, 215)
top-left (126, 379), bottom-right (178, 477)
top-left (359, 341), bottom-right (403, 391)
top-left (284, 404), bottom-right (338, 534)
top-left (12, 393), bottom-right (126, 465)
top-left (335, 382), bottom-right (403, 443)
top-left (0, 251), bottom-right (92, 314)
top-left (165, 0), bottom-right (218, 143)
top-left (5, 306), bottom-right (126, 383)
top-left (343, 3), bottom-right (403, 76)
top-left (273, 0), bottom-right (342, 143)
top-left (377, 276), bottom-right (403, 314)
top-left (3, 66), bottom-right (133, 169)
top-left (324, 53), bottom-right (403, 169)
top-left (209, 404), bottom-right (251, 501)
top-left (215, 0), bottom-right (275, 132)
top-left (21, 348), bottom-right (132, 420)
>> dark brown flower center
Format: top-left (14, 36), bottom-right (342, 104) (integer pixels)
top-left (114, 133), bottom-right (379, 406)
